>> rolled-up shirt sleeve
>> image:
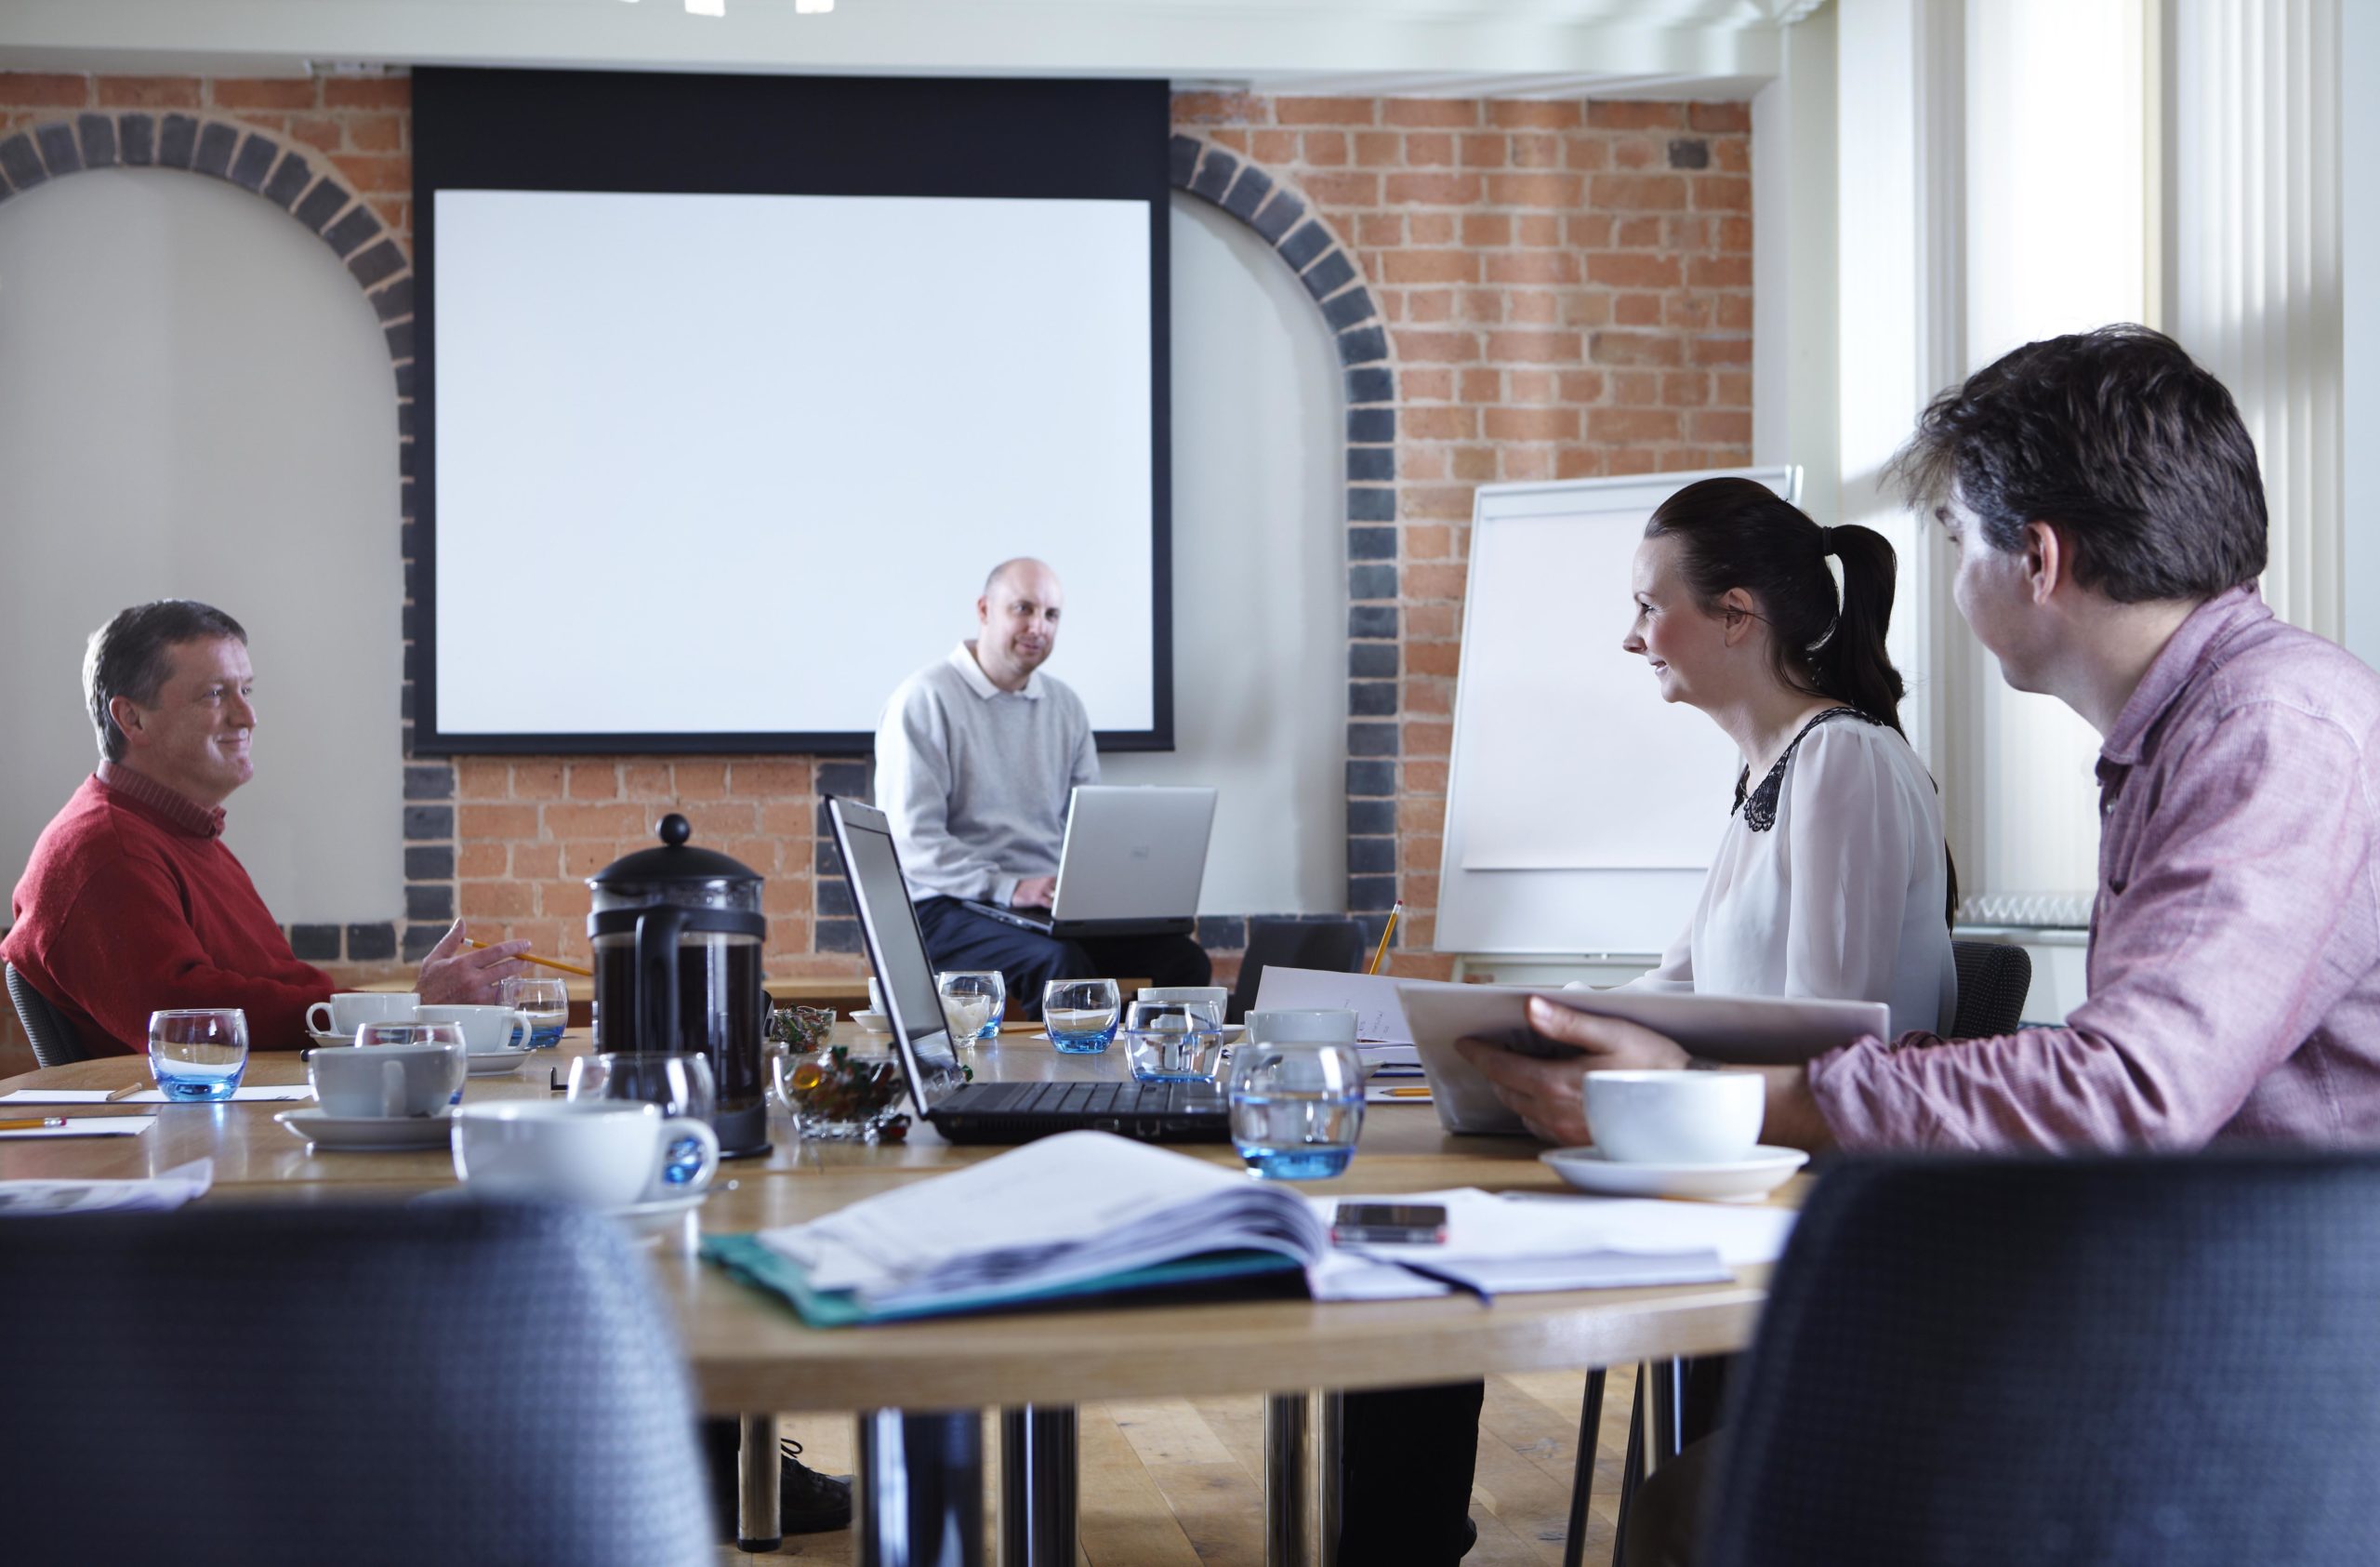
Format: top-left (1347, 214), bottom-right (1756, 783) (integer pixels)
top-left (1809, 699), bottom-right (2377, 1151)
top-left (873, 682), bottom-right (1018, 905)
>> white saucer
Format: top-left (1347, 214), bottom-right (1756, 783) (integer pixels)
top-left (465, 1048), bottom-right (529, 1075)
top-left (1539, 1145), bottom-right (1809, 1202)
top-left (606, 1189), bottom-right (708, 1240)
top-left (307, 1029), bottom-right (352, 1049)
top-left (276, 1107), bottom-right (455, 1151)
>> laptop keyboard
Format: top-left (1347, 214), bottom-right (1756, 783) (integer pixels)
top-left (956, 1080), bottom-right (1221, 1115)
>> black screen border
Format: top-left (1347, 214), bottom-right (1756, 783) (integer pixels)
top-left (408, 67), bottom-right (1174, 756)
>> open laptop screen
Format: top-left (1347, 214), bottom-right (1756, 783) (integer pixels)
top-left (825, 797), bottom-right (963, 1111)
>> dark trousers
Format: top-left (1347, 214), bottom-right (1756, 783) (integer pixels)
top-left (1338, 1379), bottom-right (1486, 1565)
top-left (912, 896), bottom-right (1211, 1018)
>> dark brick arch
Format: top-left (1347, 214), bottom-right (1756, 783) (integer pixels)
top-left (1170, 134), bottom-right (1402, 940)
top-left (0, 111), bottom-right (424, 963)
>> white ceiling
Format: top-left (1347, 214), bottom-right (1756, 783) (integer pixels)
top-left (0, 0), bottom-right (1817, 99)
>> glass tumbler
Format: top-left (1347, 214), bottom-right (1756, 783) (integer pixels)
top-left (147, 1008), bottom-right (250, 1102)
top-left (1226, 1032), bottom-right (1365, 1180)
top-left (1043, 978), bottom-right (1122, 1054)
top-left (1123, 997), bottom-right (1226, 1082)
top-left (500, 976), bottom-right (571, 1049)
top-left (568, 1052), bottom-right (718, 1187)
top-left (935, 970), bottom-right (1006, 1045)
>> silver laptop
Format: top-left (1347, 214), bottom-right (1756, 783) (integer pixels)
top-left (963, 785), bottom-right (1217, 940)
top-left (827, 796), bottom-right (1231, 1144)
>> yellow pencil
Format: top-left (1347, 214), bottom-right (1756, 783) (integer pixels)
top-left (464, 937), bottom-right (594, 979)
top-left (1366, 900), bottom-right (1403, 976)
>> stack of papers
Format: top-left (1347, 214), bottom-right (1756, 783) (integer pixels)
top-left (0, 1158), bottom-right (213, 1215)
top-left (0, 1085), bottom-right (313, 1106)
top-left (703, 1131), bottom-right (1796, 1325)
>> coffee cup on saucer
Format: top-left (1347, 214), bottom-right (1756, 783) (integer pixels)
top-left (1584, 1069), bottom-right (1765, 1165)
top-left (451, 1101), bottom-right (721, 1206)
top-left (417, 1003), bottom-right (535, 1055)
top-left (307, 991), bottom-right (418, 1040)
top-left (307, 1042), bottom-right (466, 1118)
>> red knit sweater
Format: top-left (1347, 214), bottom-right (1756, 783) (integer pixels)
top-left (3, 765), bottom-right (332, 1056)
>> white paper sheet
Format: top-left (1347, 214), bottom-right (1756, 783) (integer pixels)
top-left (0, 1156), bottom-right (211, 1213)
top-left (114, 1085), bottom-right (315, 1105)
top-left (1249, 966), bottom-right (1417, 1044)
top-left (0, 1115), bottom-right (156, 1139)
top-left (0, 1089), bottom-right (120, 1104)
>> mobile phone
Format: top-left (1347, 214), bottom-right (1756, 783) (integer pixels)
top-left (1330, 1202), bottom-right (1449, 1246)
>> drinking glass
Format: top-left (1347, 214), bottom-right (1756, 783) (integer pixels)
top-left (499, 976), bottom-right (571, 1049)
top-left (936, 970), bottom-right (1006, 1045)
top-left (1123, 997), bottom-right (1226, 1082)
top-left (355, 1020), bottom-right (470, 1103)
top-left (148, 1008), bottom-right (249, 1102)
top-left (568, 1053), bottom-right (718, 1187)
top-left (1225, 1037), bottom-right (1366, 1180)
top-left (1042, 978), bottom-right (1122, 1055)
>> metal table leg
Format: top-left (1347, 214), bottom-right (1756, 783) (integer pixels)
top-left (1645, 1358), bottom-right (1686, 1469)
top-left (1316, 1391), bottom-right (1342, 1567)
top-left (1264, 1391), bottom-right (1310, 1567)
top-left (857, 1408), bottom-right (985, 1567)
top-left (998, 1404), bottom-right (1078, 1567)
top-left (736, 1412), bottom-right (781, 1554)
top-left (1561, 1369), bottom-right (1607, 1567)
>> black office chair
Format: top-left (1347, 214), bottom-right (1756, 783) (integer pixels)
top-left (1697, 1152), bottom-right (2380, 1567)
top-left (1227, 916), bottom-right (1368, 1024)
top-left (0, 1201), bottom-right (714, 1566)
top-left (6, 959), bottom-right (91, 1067)
top-left (1948, 937), bottom-right (2033, 1038)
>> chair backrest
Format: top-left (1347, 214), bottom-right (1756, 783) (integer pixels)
top-left (1228, 917), bottom-right (1368, 1023)
top-left (1699, 1153), bottom-right (2380, 1567)
top-left (7, 959), bottom-right (92, 1068)
top-left (1948, 938), bottom-right (2031, 1038)
top-left (0, 1201), bottom-right (714, 1567)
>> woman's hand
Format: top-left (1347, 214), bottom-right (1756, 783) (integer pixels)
top-left (1451, 996), bottom-right (1693, 1144)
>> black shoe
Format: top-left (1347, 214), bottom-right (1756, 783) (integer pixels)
top-left (776, 1439), bottom-right (853, 1534)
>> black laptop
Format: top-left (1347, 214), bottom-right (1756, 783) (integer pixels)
top-left (826, 796), bottom-right (1231, 1146)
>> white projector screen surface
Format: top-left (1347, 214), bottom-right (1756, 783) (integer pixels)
top-left (431, 189), bottom-right (1155, 738)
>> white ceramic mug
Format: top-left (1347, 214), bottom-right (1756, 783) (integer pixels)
top-left (416, 1003), bottom-right (535, 1055)
top-left (306, 991), bottom-right (418, 1038)
top-left (1584, 1069), bottom-right (1765, 1165)
top-left (1140, 985), bottom-right (1230, 1017)
top-left (307, 1042), bottom-right (465, 1118)
top-left (450, 1100), bottom-right (720, 1205)
top-left (1245, 1008), bottom-right (1360, 1044)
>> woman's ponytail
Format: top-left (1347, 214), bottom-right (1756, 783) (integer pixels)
top-left (1808, 523), bottom-right (1906, 741)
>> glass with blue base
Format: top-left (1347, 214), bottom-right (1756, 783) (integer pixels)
top-left (147, 1007), bottom-right (250, 1102)
top-left (1227, 1010), bottom-right (1365, 1179)
top-left (1041, 978), bottom-right (1121, 1054)
top-left (500, 976), bottom-right (571, 1049)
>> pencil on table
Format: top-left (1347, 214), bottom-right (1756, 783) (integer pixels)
top-left (0, 1116), bottom-right (68, 1131)
top-left (463, 937), bottom-right (594, 979)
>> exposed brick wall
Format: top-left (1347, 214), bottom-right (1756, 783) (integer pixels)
top-left (0, 72), bottom-right (1752, 984)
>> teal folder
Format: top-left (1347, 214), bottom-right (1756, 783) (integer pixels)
top-left (702, 1232), bottom-right (1306, 1328)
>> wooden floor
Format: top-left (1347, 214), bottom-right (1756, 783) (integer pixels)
top-left (723, 1366), bottom-right (1636, 1565)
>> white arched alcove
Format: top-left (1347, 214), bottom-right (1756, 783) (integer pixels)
top-left (1100, 192), bottom-right (1346, 913)
top-left (0, 165), bottom-right (403, 923)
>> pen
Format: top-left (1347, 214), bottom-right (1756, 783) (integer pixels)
top-left (0, 1117), bottom-right (68, 1131)
top-left (464, 937), bottom-right (595, 979)
top-left (1379, 1086), bottom-right (1433, 1098)
top-left (1366, 900), bottom-right (1403, 976)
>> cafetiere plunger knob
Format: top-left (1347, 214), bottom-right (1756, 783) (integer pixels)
top-left (657, 813), bottom-right (692, 846)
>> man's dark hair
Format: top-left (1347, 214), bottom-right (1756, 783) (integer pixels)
top-left (83, 600), bottom-right (247, 763)
top-left (1887, 324), bottom-right (2268, 603)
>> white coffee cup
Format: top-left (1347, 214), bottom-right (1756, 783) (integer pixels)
top-left (306, 991), bottom-right (419, 1038)
top-left (307, 1042), bottom-right (465, 1118)
top-left (451, 1100), bottom-right (720, 1205)
top-left (1584, 1069), bottom-right (1765, 1165)
top-left (1245, 1008), bottom-right (1360, 1044)
top-left (417, 1003), bottom-right (535, 1055)
top-left (1141, 985), bottom-right (1230, 1018)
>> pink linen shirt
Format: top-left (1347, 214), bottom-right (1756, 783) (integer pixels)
top-left (1809, 586), bottom-right (2380, 1151)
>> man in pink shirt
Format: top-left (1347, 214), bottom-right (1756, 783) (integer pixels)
top-left (1464, 324), bottom-right (2380, 1153)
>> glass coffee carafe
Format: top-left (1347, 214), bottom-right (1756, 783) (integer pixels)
top-left (589, 814), bottom-right (769, 1158)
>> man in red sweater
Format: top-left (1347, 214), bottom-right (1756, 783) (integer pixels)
top-left (3, 600), bottom-right (528, 1056)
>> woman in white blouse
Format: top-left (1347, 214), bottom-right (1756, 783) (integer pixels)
top-left (1617, 475), bottom-right (1957, 1036)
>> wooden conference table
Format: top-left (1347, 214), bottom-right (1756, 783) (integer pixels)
top-left (0, 1028), bottom-right (1786, 1567)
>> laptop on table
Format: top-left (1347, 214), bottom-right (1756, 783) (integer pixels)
top-left (961, 785), bottom-right (1217, 940)
top-left (826, 796), bottom-right (1231, 1146)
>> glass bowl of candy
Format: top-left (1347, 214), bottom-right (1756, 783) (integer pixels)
top-left (767, 1004), bottom-right (837, 1053)
top-left (772, 1044), bottom-right (909, 1142)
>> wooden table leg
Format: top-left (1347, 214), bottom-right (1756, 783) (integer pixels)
top-left (856, 1408), bottom-right (985, 1567)
top-left (998, 1404), bottom-right (1078, 1567)
top-left (736, 1412), bottom-right (781, 1554)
